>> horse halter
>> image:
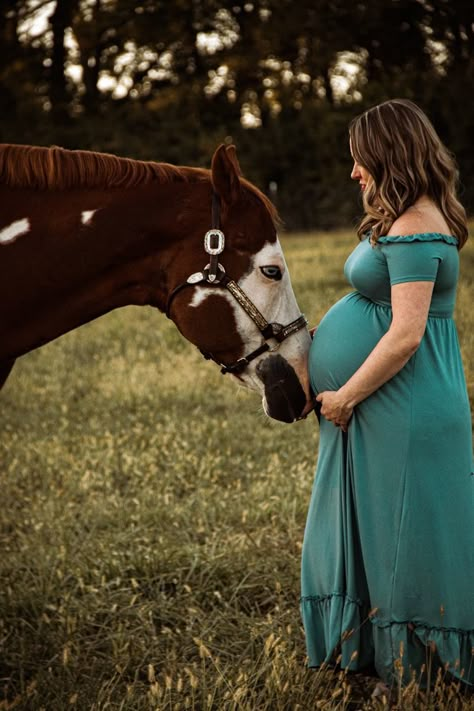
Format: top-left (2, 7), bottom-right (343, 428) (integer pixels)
top-left (166, 193), bottom-right (307, 376)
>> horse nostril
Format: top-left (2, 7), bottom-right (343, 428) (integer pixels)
top-left (256, 354), bottom-right (306, 423)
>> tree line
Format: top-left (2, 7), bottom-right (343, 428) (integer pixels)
top-left (1, 0), bottom-right (472, 229)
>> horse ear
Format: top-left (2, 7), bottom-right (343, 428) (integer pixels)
top-left (211, 144), bottom-right (242, 205)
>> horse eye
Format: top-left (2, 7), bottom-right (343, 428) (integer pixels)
top-left (260, 265), bottom-right (282, 281)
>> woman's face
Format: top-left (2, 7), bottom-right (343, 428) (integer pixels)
top-left (349, 140), bottom-right (372, 192)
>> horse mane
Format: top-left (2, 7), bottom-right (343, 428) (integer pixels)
top-left (0, 143), bottom-right (279, 223)
top-left (0, 143), bottom-right (206, 190)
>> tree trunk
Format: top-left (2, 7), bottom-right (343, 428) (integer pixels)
top-left (50, 0), bottom-right (79, 122)
top-left (75, 0), bottom-right (102, 114)
top-left (0, 1), bottom-right (21, 115)
top-left (323, 64), bottom-right (334, 105)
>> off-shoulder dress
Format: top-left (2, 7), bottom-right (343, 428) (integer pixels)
top-left (301, 233), bottom-right (473, 685)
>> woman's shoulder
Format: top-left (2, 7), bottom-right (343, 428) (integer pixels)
top-left (386, 199), bottom-right (451, 238)
top-left (378, 217), bottom-right (458, 246)
top-left (386, 213), bottom-right (426, 237)
top-left (378, 200), bottom-right (458, 246)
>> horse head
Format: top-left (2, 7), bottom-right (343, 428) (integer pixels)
top-left (0, 141), bottom-right (312, 421)
top-left (165, 144), bottom-right (312, 423)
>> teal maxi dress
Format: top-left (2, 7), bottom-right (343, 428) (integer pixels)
top-left (301, 233), bottom-right (474, 686)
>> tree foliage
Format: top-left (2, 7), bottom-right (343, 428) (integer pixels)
top-left (1, 0), bottom-right (472, 228)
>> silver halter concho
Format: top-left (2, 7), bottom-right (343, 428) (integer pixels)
top-left (166, 193), bottom-right (308, 376)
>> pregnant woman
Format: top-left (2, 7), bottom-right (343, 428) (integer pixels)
top-left (301, 99), bottom-right (473, 691)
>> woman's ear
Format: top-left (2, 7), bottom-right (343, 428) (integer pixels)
top-left (211, 144), bottom-right (242, 205)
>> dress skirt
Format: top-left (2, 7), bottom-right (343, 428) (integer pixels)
top-left (301, 286), bottom-right (474, 685)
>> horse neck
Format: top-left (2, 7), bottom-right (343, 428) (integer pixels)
top-left (0, 179), bottom-right (212, 360)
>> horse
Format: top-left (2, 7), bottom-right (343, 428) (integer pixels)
top-left (0, 142), bottom-right (312, 423)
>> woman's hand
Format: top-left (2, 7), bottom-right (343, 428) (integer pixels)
top-left (316, 390), bottom-right (353, 431)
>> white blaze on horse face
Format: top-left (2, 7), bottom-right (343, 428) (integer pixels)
top-left (236, 238), bottom-right (311, 398)
top-left (0, 218), bottom-right (30, 245)
top-left (81, 210), bottom-right (97, 226)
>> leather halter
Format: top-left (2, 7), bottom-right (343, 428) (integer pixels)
top-left (166, 193), bottom-right (307, 375)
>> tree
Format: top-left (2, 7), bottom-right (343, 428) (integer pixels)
top-left (1, 0), bottom-right (472, 225)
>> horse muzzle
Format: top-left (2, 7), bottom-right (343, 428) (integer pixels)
top-left (256, 353), bottom-right (307, 423)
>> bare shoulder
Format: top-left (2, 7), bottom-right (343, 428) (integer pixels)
top-left (387, 199), bottom-right (451, 237)
top-left (387, 212), bottom-right (426, 237)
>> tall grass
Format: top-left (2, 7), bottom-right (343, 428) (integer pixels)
top-left (0, 229), bottom-right (472, 710)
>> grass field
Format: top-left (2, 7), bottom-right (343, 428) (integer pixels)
top-left (1, 230), bottom-right (473, 710)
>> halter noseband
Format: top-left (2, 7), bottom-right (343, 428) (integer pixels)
top-left (166, 193), bottom-right (307, 375)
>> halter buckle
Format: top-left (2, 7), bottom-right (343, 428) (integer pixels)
top-left (221, 357), bottom-right (248, 375)
top-left (204, 229), bottom-right (225, 255)
top-left (204, 262), bottom-right (226, 284)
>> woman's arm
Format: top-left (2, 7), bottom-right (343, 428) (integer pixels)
top-left (317, 280), bottom-right (434, 428)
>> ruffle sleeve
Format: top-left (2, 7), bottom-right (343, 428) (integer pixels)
top-left (377, 232), bottom-right (458, 246)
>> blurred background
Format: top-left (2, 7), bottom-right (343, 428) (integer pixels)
top-left (1, 0), bottom-right (472, 230)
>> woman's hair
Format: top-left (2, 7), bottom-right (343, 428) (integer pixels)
top-left (349, 98), bottom-right (468, 248)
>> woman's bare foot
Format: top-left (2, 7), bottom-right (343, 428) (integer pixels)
top-left (371, 680), bottom-right (392, 703)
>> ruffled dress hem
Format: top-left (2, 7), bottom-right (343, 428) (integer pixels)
top-left (300, 593), bottom-right (374, 670)
top-left (300, 593), bottom-right (474, 685)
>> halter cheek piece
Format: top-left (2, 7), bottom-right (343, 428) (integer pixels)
top-left (166, 193), bottom-right (307, 375)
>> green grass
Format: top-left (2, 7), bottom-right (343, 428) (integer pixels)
top-left (0, 229), bottom-right (473, 710)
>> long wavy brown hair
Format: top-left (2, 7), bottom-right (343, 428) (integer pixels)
top-left (349, 99), bottom-right (468, 249)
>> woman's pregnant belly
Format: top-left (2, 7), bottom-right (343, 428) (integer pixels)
top-left (309, 292), bottom-right (392, 394)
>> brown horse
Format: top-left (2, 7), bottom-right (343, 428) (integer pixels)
top-left (0, 142), bottom-right (312, 422)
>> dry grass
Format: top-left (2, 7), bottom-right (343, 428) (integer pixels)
top-left (0, 229), bottom-right (472, 710)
